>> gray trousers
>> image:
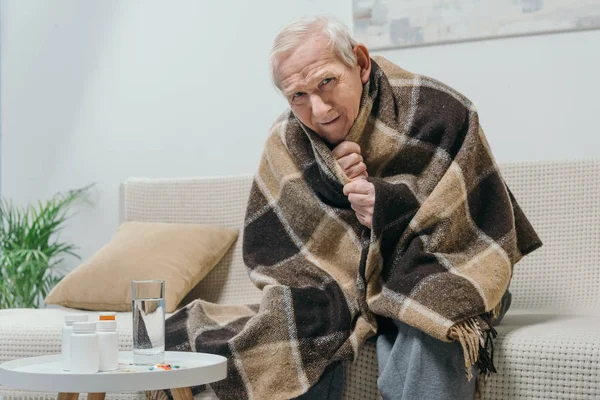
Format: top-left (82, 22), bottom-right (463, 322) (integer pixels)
top-left (297, 318), bottom-right (475, 400)
top-left (376, 318), bottom-right (476, 400)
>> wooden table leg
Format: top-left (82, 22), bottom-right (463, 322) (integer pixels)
top-left (57, 394), bottom-right (79, 400)
top-left (171, 387), bottom-right (193, 400)
top-left (88, 393), bottom-right (106, 400)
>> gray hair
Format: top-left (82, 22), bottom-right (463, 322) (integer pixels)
top-left (270, 16), bottom-right (358, 90)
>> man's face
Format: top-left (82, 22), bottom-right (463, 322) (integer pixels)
top-left (276, 35), bottom-right (366, 146)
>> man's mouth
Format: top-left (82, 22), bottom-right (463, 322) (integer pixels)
top-left (320, 116), bottom-right (340, 126)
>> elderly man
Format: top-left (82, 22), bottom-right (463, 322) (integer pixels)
top-left (161, 16), bottom-right (541, 400)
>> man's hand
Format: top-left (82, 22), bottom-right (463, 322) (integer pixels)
top-left (343, 178), bottom-right (375, 229)
top-left (332, 141), bottom-right (368, 180)
top-left (333, 141), bottom-right (375, 228)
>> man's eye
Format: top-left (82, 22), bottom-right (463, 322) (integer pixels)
top-left (320, 78), bottom-right (336, 90)
top-left (293, 92), bottom-right (305, 100)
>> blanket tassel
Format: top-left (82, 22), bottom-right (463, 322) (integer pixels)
top-left (477, 313), bottom-right (498, 375)
top-left (448, 313), bottom-right (498, 400)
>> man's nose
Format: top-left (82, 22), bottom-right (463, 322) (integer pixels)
top-left (310, 95), bottom-right (331, 120)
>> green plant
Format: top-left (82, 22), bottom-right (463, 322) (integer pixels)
top-left (0, 185), bottom-right (93, 309)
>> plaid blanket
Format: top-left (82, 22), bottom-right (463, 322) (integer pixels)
top-left (162, 56), bottom-right (542, 399)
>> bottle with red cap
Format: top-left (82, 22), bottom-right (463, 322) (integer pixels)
top-left (97, 312), bottom-right (119, 371)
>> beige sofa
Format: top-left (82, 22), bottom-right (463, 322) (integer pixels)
top-left (1, 159), bottom-right (599, 400)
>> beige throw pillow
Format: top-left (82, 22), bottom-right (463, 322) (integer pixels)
top-left (45, 221), bottom-right (238, 312)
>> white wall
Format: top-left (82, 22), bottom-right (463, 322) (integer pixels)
top-left (1, 0), bottom-right (599, 268)
top-left (0, 0), bottom-right (350, 268)
top-left (378, 30), bottom-right (600, 162)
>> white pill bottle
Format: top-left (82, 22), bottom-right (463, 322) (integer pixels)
top-left (97, 320), bottom-right (119, 371)
top-left (70, 322), bottom-right (99, 373)
top-left (62, 314), bottom-right (88, 371)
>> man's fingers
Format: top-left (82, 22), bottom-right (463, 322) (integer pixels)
top-left (352, 206), bottom-right (365, 219)
top-left (344, 177), bottom-right (375, 230)
top-left (346, 161), bottom-right (367, 179)
top-left (332, 141), bottom-right (361, 159)
top-left (337, 153), bottom-right (363, 170)
top-left (355, 212), bottom-right (372, 229)
top-left (348, 192), bottom-right (371, 206)
top-left (343, 180), bottom-right (373, 196)
top-left (332, 141), bottom-right (368, 180)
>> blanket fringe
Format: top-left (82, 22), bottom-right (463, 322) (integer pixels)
top-left (146, 390), bottom-right (170, 400)
top-left (448, 313), bottom-right (498, 386)
top-left (491, 301), bottom-right (503, 320)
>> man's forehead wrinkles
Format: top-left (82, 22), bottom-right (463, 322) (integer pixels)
top-left (282, 65), bottom-right (337, 95)
top-left (282, 54), bottom-right (331, 80)
top-left (297, 60), bottom-right (329, 81)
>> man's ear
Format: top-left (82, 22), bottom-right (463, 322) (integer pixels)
top-left (353, 44), bottom-right (371, 84)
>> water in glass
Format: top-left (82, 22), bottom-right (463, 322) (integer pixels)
top-left (132, 297), bottom-right (165, 364)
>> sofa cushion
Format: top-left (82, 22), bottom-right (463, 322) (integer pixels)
top-left (342, 309), bottom-right (600, 400)
top-left (45, 221), bottom-right (238, 312)
top-left (2, 308), bottom-right (599, 400)
top-left (483, 309), bottom-right (600, 399)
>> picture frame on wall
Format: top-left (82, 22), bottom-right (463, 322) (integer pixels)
top-left (353, 0), bottom-right (600, 50)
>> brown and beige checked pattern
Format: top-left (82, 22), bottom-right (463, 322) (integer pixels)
top-left (161, 56), bottom-right (542, 400)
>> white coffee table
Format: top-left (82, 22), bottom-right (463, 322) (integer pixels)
top-left (0, 351), bottom-right (227, 400)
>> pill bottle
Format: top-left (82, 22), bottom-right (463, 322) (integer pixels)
top-left (71, 321), bottom-right (99, 373)
top-left (62, 314), bottom-right (88, 371)
top-left (97, 320), bottom-right (119, 371)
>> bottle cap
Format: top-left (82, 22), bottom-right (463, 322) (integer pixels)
top-left (97, 320), bottom-right (116, 332)
top-left (99, 312), bottom-right (116, 321)
top-left (72, 321), bottom-right (97, 334)
top-left (65, 314), bottom-right (88, 325)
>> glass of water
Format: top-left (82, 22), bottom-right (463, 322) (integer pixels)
top-left (131, 280), bottom-right (165, 365)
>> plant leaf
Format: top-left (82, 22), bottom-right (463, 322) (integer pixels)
top-left (0, 184), bottom-right (94, 309)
